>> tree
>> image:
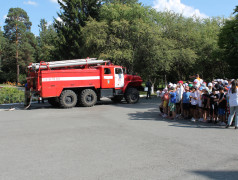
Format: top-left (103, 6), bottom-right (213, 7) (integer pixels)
top-left (54, 0), bottom-right (102, 59)
top-left (3, 8), bottom-right (32, 84)
top-left (218, 6), bottom-right (238, 78)
top-left (82, 3), bottom-right (171, 91)
top-left (0, 28), bottom-right (7, 73)
top-left (36, 19), bottom-right (58, 62)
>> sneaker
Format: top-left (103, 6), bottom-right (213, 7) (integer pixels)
top-left (191, 118), bottom-right (196, 122)
top-left (220, 122), bottom-right (226, 126)
top-left (199, 118), bottom-right (203, 122)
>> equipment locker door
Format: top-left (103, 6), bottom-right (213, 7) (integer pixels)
top-left (115, 68), bottom-right (124, 88)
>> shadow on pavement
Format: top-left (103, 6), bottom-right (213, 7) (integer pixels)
top-left (189, 170), bottom-right (238, 180)
top-left (128, 108), bottom-right (224, 129)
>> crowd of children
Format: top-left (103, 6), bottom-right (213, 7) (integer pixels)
top-left (159, 74), bottom-right (237, 127)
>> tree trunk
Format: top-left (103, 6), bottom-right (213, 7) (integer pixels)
top-left (16, 23), bottom-right (19, 85)
top-left (16, 50), bottom-right (19, 85)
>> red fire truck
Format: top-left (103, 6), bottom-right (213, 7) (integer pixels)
top-left (26, 58), bottom-right (143, 108)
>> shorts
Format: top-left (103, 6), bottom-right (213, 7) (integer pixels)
top-left (218, 108), bottom-right (226, 116)
top-left (163, 101), bottom-right (168, 108)
top-left (203, 107), bottom-right (209, 111)
top-left (183, 103), bottom-right (190, 110)
top-left (191, 105), bottom-right (197, 109)
top-left (170, 103), bottom-right (176, 112)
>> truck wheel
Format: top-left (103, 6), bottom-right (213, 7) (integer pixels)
top-left (48, 97), bottom-right (60, 107)
top-left (125, 88), bottom-right (140, 104)
top-left (111, 96), bottom-right (123, 103)
top-left (59, 90), bottom-right (77, 108)
top-left (80, 89), bottom-right (97, 107)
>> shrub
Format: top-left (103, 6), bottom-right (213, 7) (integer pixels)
top-left (0, 87), bottom-right (24, 104)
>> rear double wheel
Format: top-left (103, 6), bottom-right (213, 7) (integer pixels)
top-left (59, 90), bottom-right (77, 108)
top-left (80, 89), bottom-right (97, 107)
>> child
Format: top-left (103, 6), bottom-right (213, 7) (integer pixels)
top-left (218, 87), bottom-right (227, 126)
top-left (169, 87), bottom-right (177, 119)
top-left (197, 87), bottom-right (204, 122)
top-left (190, 86), bottom-right (198, 122)
top-left (162, 89), bottom-right (169, 117)
top-left (209, 88), bottom-right (219, 123)
top-left (182, 86), bottom-right (191, 119)
top-left (202, 87), bottom-right (210, 122)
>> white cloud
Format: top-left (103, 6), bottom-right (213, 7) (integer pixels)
top-left (3, 15), bottom-right (7, 20)
top-left (153, 0), bottom-right (209, 19)
top-left (24, 1), bottom-right (38, 6)
top-left (50, 0), bottom-right (58, 3)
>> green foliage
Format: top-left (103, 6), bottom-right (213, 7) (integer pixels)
top-left (218, 7), bottom-right (238, 78)
top-left (0, 28), bottom-right (7, 73)
top-left (4, 8), bottom-right (32, 42)
top-left (0, 87), bottom-right (24, 104)
top-left (104, 0), bottom-right (139, 4)
top-left (82, 3), bottom-right (157, 74)
top-left (54, 0), bottom-right (102, 59)
top-left (36, 19), bottom-right (58, 62)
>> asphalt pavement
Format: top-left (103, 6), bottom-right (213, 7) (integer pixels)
top-left (0, 97), bottom-right (237, 180)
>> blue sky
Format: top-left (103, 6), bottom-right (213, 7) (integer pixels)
top-left (0, 0), bottom-right (237, 36)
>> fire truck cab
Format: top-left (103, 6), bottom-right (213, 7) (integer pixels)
top-left (26, 58), bottom-right (143, 108)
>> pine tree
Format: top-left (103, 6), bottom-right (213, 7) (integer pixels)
top-left (54, 0), bottom-right (102, 59)
top-left (4, 8), bottom-right (32, 84)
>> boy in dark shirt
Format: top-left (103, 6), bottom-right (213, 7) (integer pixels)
top-left (218, 87), bottom-right (227, 126)
top-left (202, 87), bottom-right (210, 122)
top-left (209, 88), bottom-right (219, 123)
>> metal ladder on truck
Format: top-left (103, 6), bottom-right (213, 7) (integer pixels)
top-left (28, 58), bottom-right (109, 70)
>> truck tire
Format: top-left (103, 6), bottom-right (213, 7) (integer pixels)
top-left (80, 89), bottom-right (97, 107)
top-left (125, 87), bottom-right (139, 104)
top-left (111, 96), bottom-right (123, 103)
top-left (48, 97), bottom-right (60, 107)
top-left (59, 90), bottom-right (77, 108)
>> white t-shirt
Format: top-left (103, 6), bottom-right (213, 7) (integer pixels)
top-left (228, 89), bottom-right (238, 107)
top-left (197, 91), bottom-right (203, 107)
top-left (190, 91), bottom-right (198, 105)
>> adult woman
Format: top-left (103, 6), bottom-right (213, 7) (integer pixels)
top-left (226, 80), bottom-right (238, 129)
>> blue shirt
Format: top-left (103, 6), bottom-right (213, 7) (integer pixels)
top-left (183, 92), bottom-right (191, 103)
top-left (170, 92), bottom-right (177, 103)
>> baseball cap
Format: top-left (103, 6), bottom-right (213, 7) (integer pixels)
top-left (208, 83), bottom-right (212, 86)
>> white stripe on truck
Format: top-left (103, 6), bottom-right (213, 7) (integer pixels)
top-left (42, 76), bottom-right (100, 82)
top-left (104, 76), bottom-right (113, 79)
